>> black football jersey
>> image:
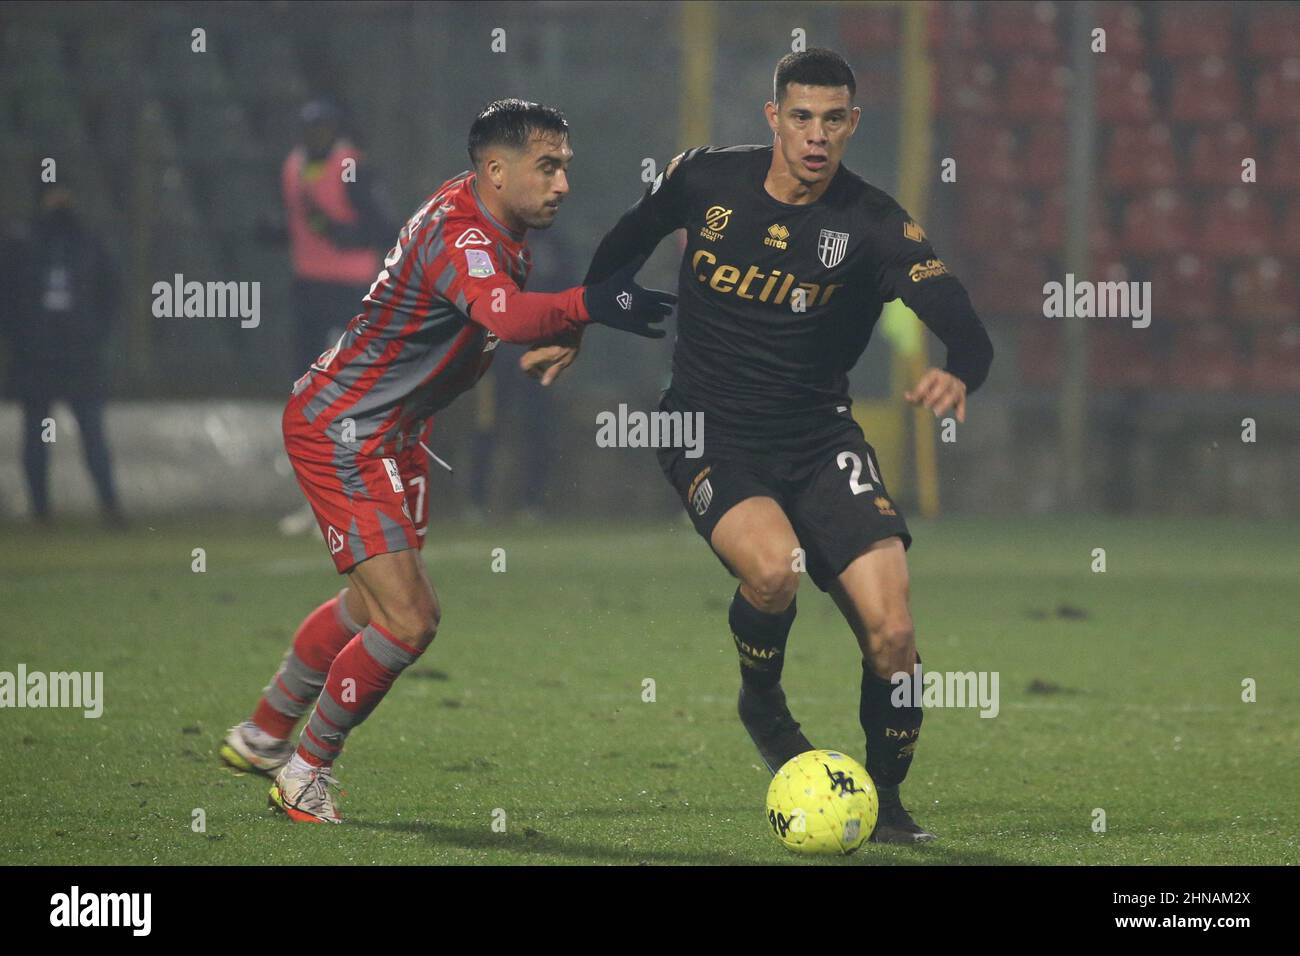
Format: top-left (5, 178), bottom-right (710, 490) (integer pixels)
top-left (588, 144), bottom-right (987, 456)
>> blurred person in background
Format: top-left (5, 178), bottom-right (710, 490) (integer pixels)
top-left (0, 185), bottom-right (124, 527)
top-left (270, 97), bottom-right (399, 533)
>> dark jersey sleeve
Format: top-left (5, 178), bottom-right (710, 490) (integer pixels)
top-left (582, 148), bottom-right (702, 285)
top-left (871, 208), bottom-right (994, 394)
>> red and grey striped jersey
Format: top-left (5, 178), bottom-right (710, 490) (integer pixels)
top-left (287, 171), bottom-right (587, 456)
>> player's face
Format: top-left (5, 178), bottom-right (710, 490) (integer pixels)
top-left (765, 84), bottom-right (860, 186)
top-left (502, 133), bottom-right (573, 231)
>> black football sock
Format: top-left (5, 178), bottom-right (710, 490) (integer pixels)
top-left (860, 653), bottom-right (923, 789)
top-left (729, 588), bottom-right (796, 690)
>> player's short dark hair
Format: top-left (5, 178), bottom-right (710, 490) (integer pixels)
top-left (773, 49), bottom-right (857, 103)
top-left (467, 99), bottom-right (569, 166)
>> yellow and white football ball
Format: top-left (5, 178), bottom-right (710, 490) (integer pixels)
top-left (765, 749), bottom-right (878, 855)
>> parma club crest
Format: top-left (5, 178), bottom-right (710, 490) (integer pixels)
top-left (817, 229), bottom-right (850, 269)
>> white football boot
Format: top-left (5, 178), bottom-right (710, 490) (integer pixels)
top-left (219, 721), bottom-right (294, 777)
top-left (269, 756), bottom-right (343, 824)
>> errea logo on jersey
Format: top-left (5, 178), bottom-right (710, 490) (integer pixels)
top-left (455, 227), bottom-right (492, 248)
top-left (764, 224), bottom-right (790, 250)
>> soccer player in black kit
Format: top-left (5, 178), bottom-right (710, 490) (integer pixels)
top-left (582, 50), bottom-right (993, 843)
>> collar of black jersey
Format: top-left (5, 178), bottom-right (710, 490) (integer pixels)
top-left (750, 145), bottom-right (849, 210)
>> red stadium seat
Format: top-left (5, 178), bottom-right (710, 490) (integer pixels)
top-left (954, 121), bottom-right (1022, 184)
top-left (1023, 123), bottom-right (1067, 187)
top-left (1097, 59), bottom-right (1155, 124)
top-left (1167, 323), bottom-right (1243, 391)
top-left (1199, 189), bottom-right (1273, 259)
top-left (1120, 189), bottom-right (1193, 257)
top-left (1018, 322), bottom-right (1060, 387)
top-left (1262, 126), bottom-right (1300, 191)
top-left (1248, 5), bottom-right (1300, 58)
top-left (1228, 258), bottom-right (1299, 325)
top-left (1247, 326), bottom-right (1300, 391)
top-left (1253, 58), bottom-right (1300, 125)
top-left (1157, 3), bottom-right (1232, 58)
top-left (986, 1), bottom-right (1062, 54)
top-left (958, 188), bottom-right (1036, 251)
top-left (971, 252), bottom-right (1051, 317)
top-left (927, 0), bottom-right (981, 52)
top-left (1148, 254), bottom-right (1221, 324)
top-left (1040, 187), bottom-right (1116, 258)
top-left (839, 4), bottom-right (899, 51)
top-left (1097, 2), bottom-right (1146, 61)
top-left (1189, 122), bottom-right (1258, 187)
top-left (1104, 124), bottom-right (1179, 190)
top-left (1171, 57), bottom-right (1243, 124)
top-left (1089, 323), bottom-right (1160, 389)
top-left (1279, 203), bottom-right (1300, 256)
top-left (1004, 57), bottom-right (1068, 119)
top-left (935, 57), bottom-right (999, 116)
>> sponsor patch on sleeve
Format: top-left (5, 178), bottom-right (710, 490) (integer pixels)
top-left (465, 249), bottom-right (495, 278)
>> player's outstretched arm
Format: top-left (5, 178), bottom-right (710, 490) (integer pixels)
top-left (520, 330), bottom-right (583, 387)
top-left (583, 151), bottom-right (693, 285)
top-left (900, 278), bottom-right (993, 422)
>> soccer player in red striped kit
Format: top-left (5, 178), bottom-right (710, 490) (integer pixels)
top-left (219, 100), bottom-right (674, 822)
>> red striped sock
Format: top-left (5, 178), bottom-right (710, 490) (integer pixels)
top-left (296, 623), bottom-right (423, 766)
top-left (251, 591), bottom-right (361, 739)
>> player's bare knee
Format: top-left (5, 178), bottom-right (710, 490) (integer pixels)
top-left (376, 591), bottom-right (440, 649)
top-left (744, 559), bottom-right (799, 613)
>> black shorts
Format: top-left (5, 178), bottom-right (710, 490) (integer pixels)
top-left (657, 427), bottom-right (912, 592)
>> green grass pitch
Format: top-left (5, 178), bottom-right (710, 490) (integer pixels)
top-left (2, 514), bottom-right (1297, 865)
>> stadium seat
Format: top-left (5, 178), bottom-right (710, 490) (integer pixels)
top-left (1097, 59), bottom-right (1156, 124)
top-left (958, 188), bottom-right (1036, 251)
top-left (1228, 258), bottom-right (1298, 325)
top-left (1017, 323), bottom-right (1060, 387)
top-left (1279, 203), bottom-right (1300, 256)
top-left (1120, 188), bottom-right (1193, 257)
top-left (1262, 126), bottom-right (1300, 191)
top-left (1248, 5), bottom-right (1300, 58)
top-left (1040, 188), bottom-right (1116, 259)
top-left (1088, 323), bottom-right (1160, 390)
top-left (1246, 326), bottom-right (1300, 391)
top-left (1148, 254), bottom-right (1221, 324)
top-left (1253, 58), bottom-right (1300, 124)
top-left (1003, 57), bottom-right (1068, 119)
top-left (954, 122), bottom-right (1022, 184)
top-left (1188, 122), bottom-right (1258, 187)
top-left (1157, 4), bottom-right (1232, 58)
top-left (839, 4), bottom-right (899, 51)
top-left (1171, 57), bottom-right (1243, 124)
top-left (926, 0), bottom-right (981, 53)
top-left (1198, 189), bottom-right (1273, 259)
top-left (971, 252), bottom-right (1051, 318)
top-left (986, 1), bottom-right (1062, 54)
top-left (1104, 124), bottom-right (1179, 190)
top-left (1023, 123), bottom-right (1067, 187)
top-left (1167, 323), bottom-right (1243, 390)
top-left (1096, 2), bottom-right (1146, 61)
top-left (935, 57), bottom-right (999, 116)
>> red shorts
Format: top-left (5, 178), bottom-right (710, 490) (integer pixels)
top-left (283, 399), bottom-right (433, 574)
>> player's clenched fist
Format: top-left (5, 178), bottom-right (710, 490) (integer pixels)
top-left (904, 368), bottom-right (968, 422)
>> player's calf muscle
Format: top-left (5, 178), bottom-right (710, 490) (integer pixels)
top-left (349, 551), bottom-right (440, 649)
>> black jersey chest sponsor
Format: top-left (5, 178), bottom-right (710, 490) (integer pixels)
top-left (686, 199), bottom-right (857, 312)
